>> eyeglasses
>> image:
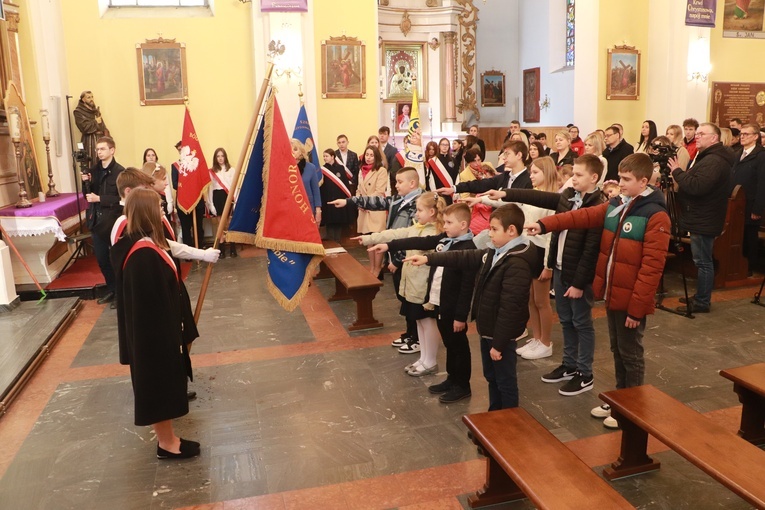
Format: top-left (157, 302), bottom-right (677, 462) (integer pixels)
top-left (695, 132), bottom-right (714, 137)
top-left (740, 132), bottom-right (758, 137)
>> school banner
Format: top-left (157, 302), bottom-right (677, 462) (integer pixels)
top-left (227, 92), bottom-right (324, 311)
top-left (292, 104), bottom-right (320, 165)
top-left (176, 108), bottom-right (212, 213)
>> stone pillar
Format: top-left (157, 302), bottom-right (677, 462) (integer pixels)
top-left (442, 31), bottom-right (458, 122)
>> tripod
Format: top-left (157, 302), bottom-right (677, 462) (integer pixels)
top-left (654, 167), bottom-right (695, 319)
top-left (58, 95), bottom-right (92, 274)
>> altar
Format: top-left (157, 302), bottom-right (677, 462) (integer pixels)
top-left (0, 193), bottom-right (87, 285)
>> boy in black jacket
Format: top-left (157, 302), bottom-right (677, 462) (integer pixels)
top-left (370, 203), bottom-right (478, 403)
top-left (485, 154), bottom-right (607, 396)
top-left (407, 204), bottom-right (534, 410)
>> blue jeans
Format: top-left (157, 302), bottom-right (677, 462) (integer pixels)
top-left (480, 337), bottom-right (518, 410)
top-left (690, 233), bottom-right (715, 308)
top-left (553, 269), bottom-right (596, 377)
top-left (606, 309), bottom-right (646, 389)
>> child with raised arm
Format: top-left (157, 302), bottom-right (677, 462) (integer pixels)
top-left (329, 167), bottom-right (423, 353)
top-left (369, 203), bottom-right (478, 402)
top-left (525, 153), bottom-right (670, 428)
top-left (356, 193), bottom-right (446, 375)
top-left (467, 156), bottom-right (559, 361)
top-left (407, 205), bottom-right (535, 410)
top-left (483, 153), bottom-right (608, 396)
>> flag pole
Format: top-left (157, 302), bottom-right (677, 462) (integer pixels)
top-left (193, 61), bottom-right (275, 323)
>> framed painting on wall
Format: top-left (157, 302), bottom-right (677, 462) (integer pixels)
top-left (136, 38), bottom-right (189, 106)
top-left (321, 35), bottom-right (366, 99)
top-left (381, 41), bottom-right (427, 102)
top-left (394, 101), bottom-right (413, 133)
top-left (481, 70), bottom-right (505, 107)
top-left (523, 68), bottom-right (540, 122)
top-left (607, 45), bottom-right (640, 100)
top-left (3, 82), bottom-right (43, 197)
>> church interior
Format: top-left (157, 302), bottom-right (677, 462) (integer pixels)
top-left (1, 0), bottom-right (765, 508)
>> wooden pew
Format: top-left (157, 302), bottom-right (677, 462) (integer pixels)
top-left (599, 385), bottom-right (765, 508)
top-left (315, 241), bottom-right (383, 331)
top-left (720, 362), bottom-right (765, 445)
top-left (462, 408), bottom-right (633, 509)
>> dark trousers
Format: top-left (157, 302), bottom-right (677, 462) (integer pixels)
top-left (606, 309), bottom-right (646, 389)
top-left (480, 337), bottom-right (518, 410)
top-left (437, 311), bottom-right (471, 390)
top-left (553, 269), bottom-right (596, 377)
top-left (92, 231), bottom-right (114, 293)
top-left (178, 203), bottom-right (205, 248)
top-left (689, 233), bottom-right (715, 308)
top-left (743, 223), bottom-right (760, 272)
top-left (392, 265), bottom-right (418, 340)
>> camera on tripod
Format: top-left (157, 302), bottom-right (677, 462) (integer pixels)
top-left (648, 138), bottom-right (678, 184)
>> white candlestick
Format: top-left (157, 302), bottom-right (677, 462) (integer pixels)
top-left (390, 107), bottom-right (395, 121)
top-left (40, 110), bottom-right (51, 139)
top-left (9, 113), bottom-right (20, 141)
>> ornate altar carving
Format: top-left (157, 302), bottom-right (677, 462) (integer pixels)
top-left (455, 0), bottom-right (479, 123)
top-left (400, 11), bottom-right (412, 37)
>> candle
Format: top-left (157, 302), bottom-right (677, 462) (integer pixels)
top-left (40, 110), bottom-right (51, 139)
top-left (390, 107), bottom-right (395, 121)
top-left (9, 112), bottom-right (20, 141)
top-left (38, 192), bottom-right (46, 203)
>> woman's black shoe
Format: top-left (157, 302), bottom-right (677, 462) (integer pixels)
top-left (157, 441), bottom-right (200, 459)
top-left (230, 243), bottom-right (237, 258)
top-left (180, 438), bottom-right (200, 448)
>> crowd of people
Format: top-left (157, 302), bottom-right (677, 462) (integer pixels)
top-left (80, 111), bottom-right (765, 458)
top-left (315, 116), bottom-right (764, 427)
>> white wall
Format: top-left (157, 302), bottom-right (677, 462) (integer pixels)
top-left (473, 1), bottom-right (520, 127)
top-left (517, 0), bottom-right (574, 128)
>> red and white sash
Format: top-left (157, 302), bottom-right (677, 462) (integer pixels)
top-left (337, 153), bottom-right (354, 180)
top-left (111, 215), bottom-right (176, 246)
top-left (210, 170), bottom-right (229, 194)
top-left (123, 239), bottom-right (179, 282)
top-left (395, 152), bottom-right (406, 168)
top-left (321, 167), bottom-right (352, 198)
top-left (427, 158), bottom-right (454, 188)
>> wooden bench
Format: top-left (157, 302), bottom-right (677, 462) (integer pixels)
top-left (462, 408), bottom-right (633, 509)
top-left (599, 385), bottom-right (765, 508)
top-left (720, 362), bottom-right (765, 445)
top-left (315, 241), bottom-right (383, 331)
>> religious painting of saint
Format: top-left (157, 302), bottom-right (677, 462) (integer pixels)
top-left (481, 70), bottom-right (505, 108)
top-left (394, 101), bottom-right (413, 133)
top-left (522, 68), bottom-right (540, 122)
top-left (606, 46), bottom-right (641, 101)
top-left (381, 42), bottom-right (427, 102)
top-left (722, 0), bottom-right (765, 37)
top-left (3, 82), bottom-right (43, 198)
top-left (321, 36), bottom-right (366, 99)
top-left (136, 39), bottom-right (189, 106)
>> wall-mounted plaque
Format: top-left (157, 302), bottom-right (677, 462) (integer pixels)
top-left (710, 82), bottom-right (765, 127)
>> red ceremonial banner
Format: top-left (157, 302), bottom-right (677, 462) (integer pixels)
top-left (177, 108), bottom-right (211, 213)
top-left (257, 96), bottom-right (323, 247)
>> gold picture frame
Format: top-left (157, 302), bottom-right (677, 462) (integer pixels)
top-left (381, 41), bottom-right (427, 103)
top-left (320, 35), bottom-right (366, 99)
top-left (481, 70), bottom-right (505, 108)
top-left (606, 45), bottom-right (640, 101)
top-left (136, 38), bottom-right (189, 106)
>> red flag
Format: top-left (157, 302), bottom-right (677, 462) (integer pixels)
top-left (176, 108), bottom-right (211, 213)
top-left (256, 96), bottom-right (323, 249)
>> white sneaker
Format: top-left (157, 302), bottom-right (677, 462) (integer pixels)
top-left (516, 328), bottom-right (529, 341)
top-left (404, 360), bottom-right (423, 373)
top-left (591, 404), bottom-right (611, 418)
top-left (516, 338), bottom-right (538, 356)
top-left (603, 416), bottom-right (620, 429)
top-left (521, 341), bottom-right (553, 360)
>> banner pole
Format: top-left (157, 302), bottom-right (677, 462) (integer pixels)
top-left (193, 61), bottom-right (275, 323)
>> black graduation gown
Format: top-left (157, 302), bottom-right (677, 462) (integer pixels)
top-left (111, 234), bottom-right (189, 426)
top-left (320, 161), bottom-right (353, 226)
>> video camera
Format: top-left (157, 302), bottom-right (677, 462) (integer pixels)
top-left (74, 143), bottom-right (92, 193)
top-left (648, 139), bottom-right (678, 165)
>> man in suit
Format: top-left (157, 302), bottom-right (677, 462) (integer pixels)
top-left (379, 126), bottom-right (397, 170)
top-left (335, 134), bottom-right (359, 186)
top-left (730, 123), bottom-right (765, 275)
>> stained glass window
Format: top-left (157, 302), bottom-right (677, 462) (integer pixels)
top-left (565, 0), bottom-right (575, 67)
